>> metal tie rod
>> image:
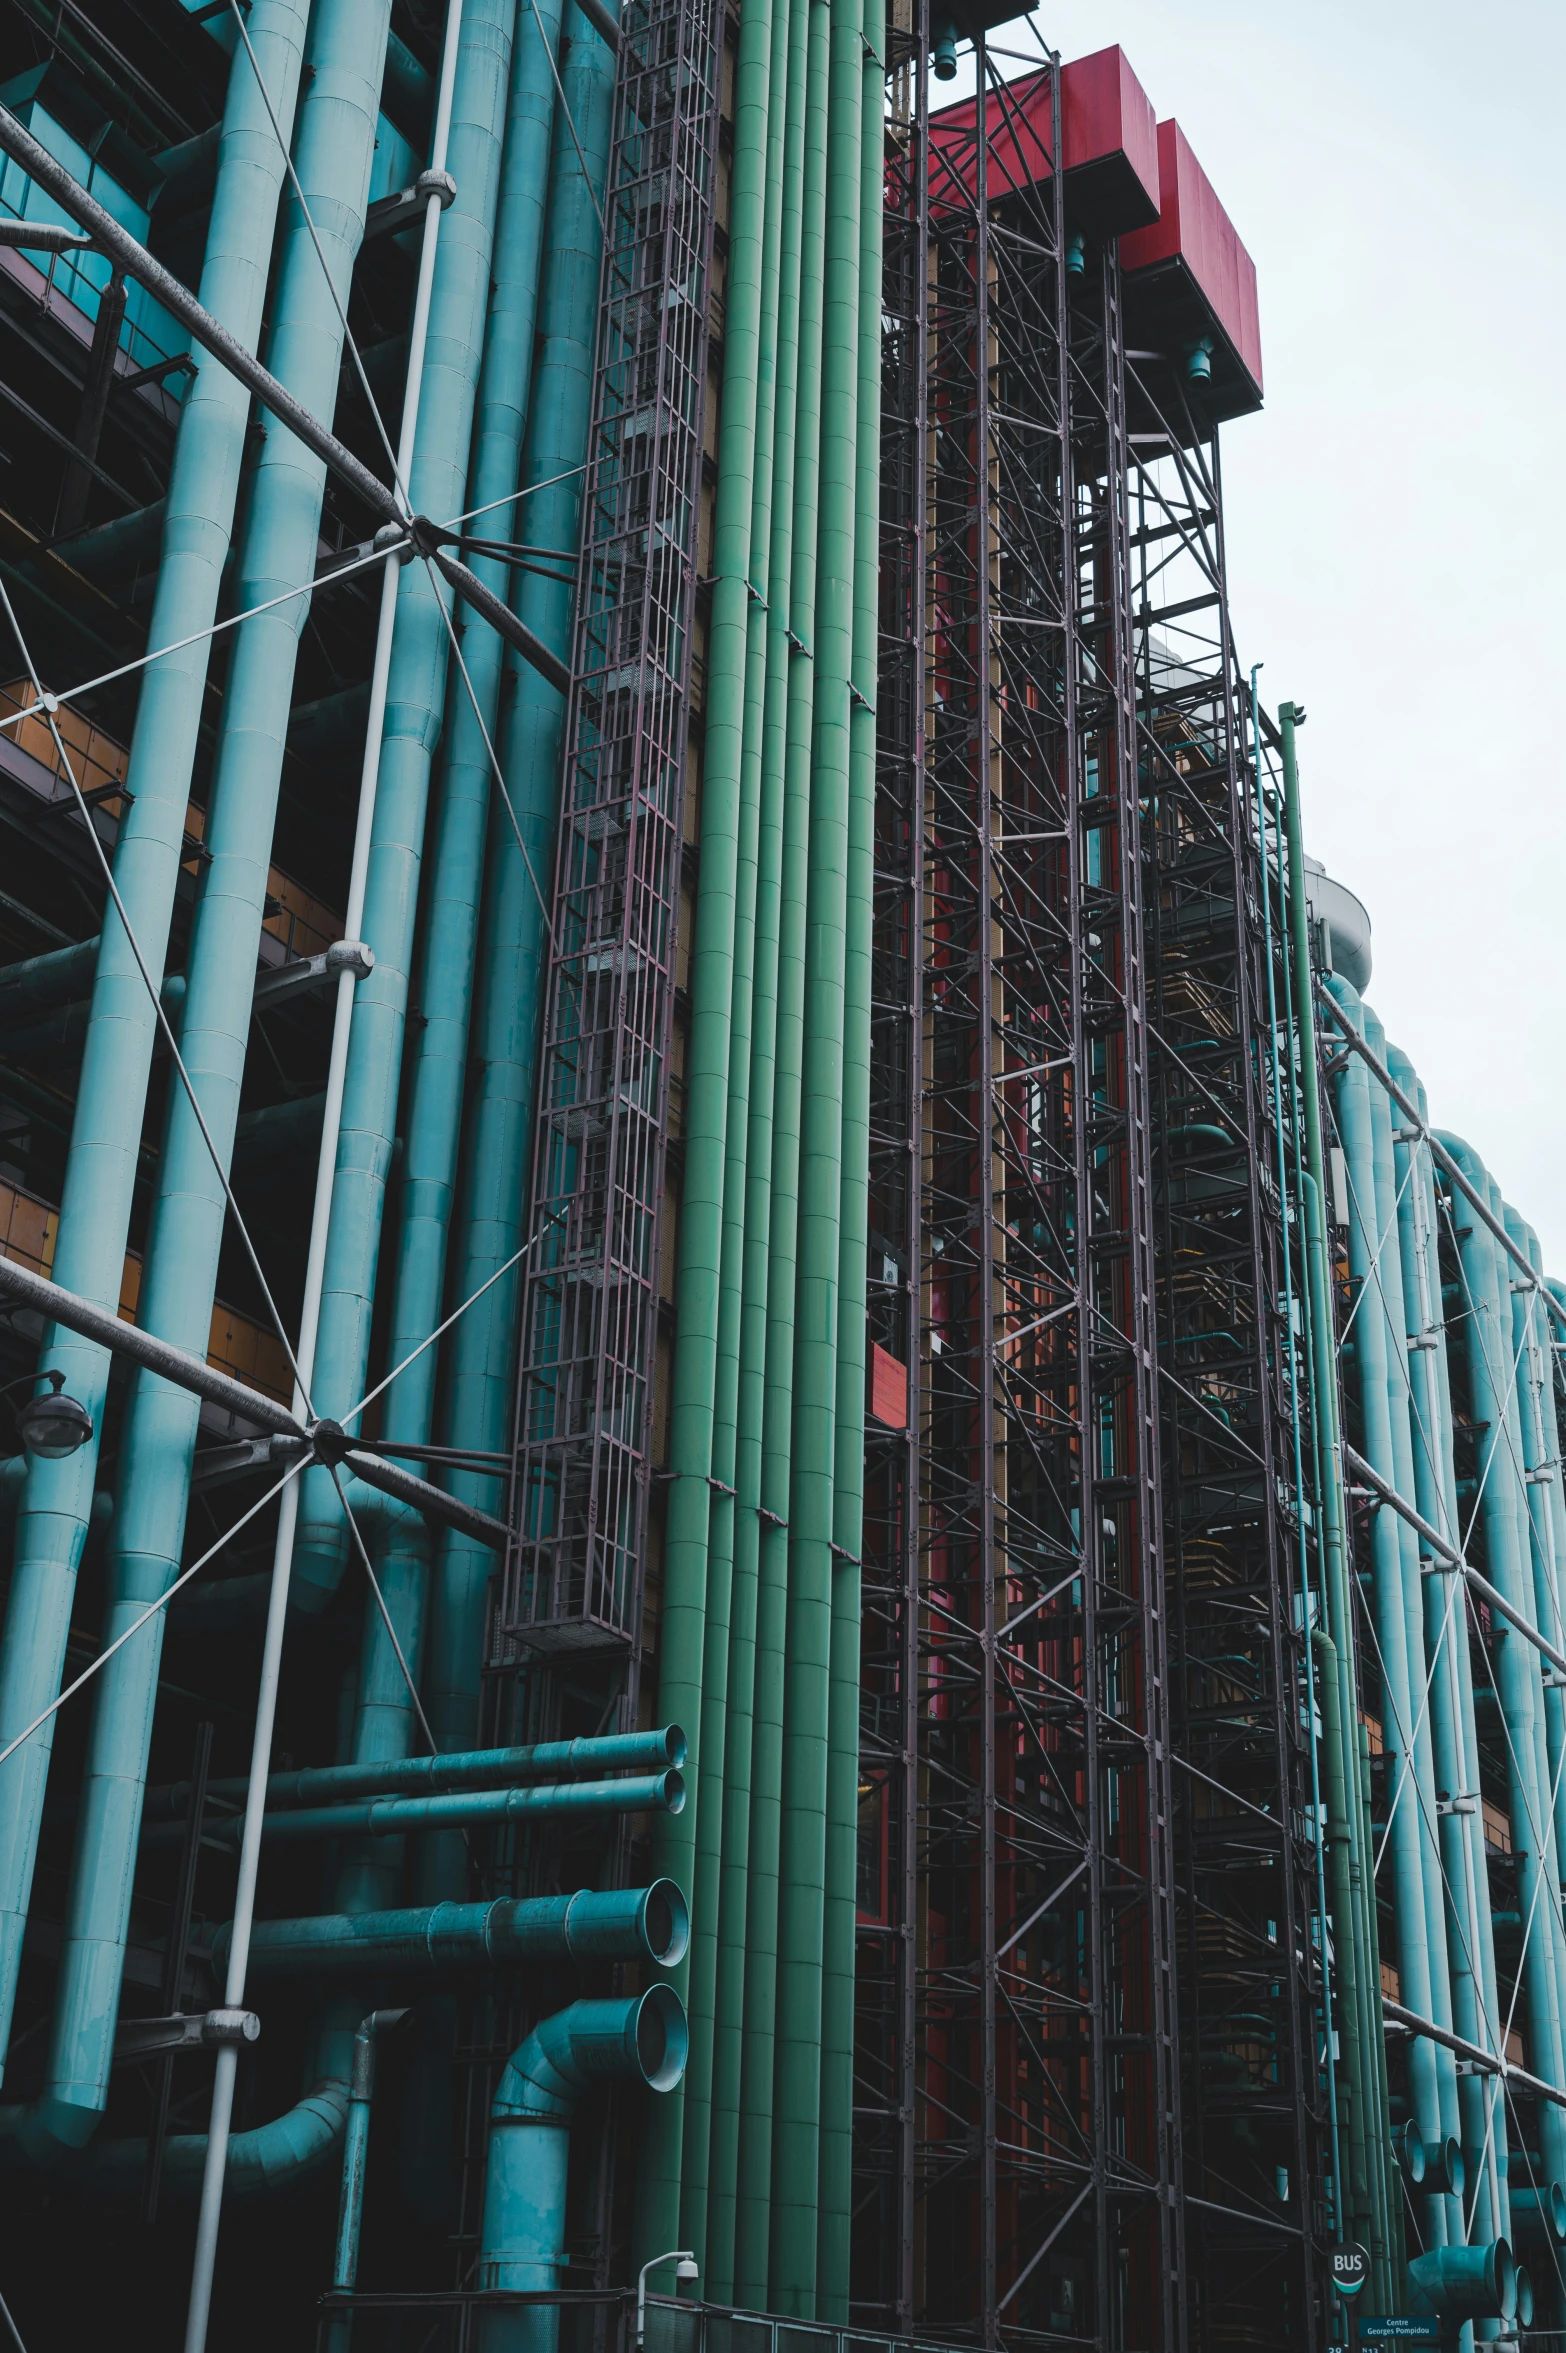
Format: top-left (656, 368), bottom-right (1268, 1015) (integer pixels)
top-left (1383, 1995), bottom-right (1566, 2113)
top-left (0, 106), bottom-right (569, 698)
top-left (1342, 1440), bottom-right (1566, 1682)
top-left (0, 1254), bottom-right (509, 1552)
top-left (1316, 979), bottom-right (1566, 1336)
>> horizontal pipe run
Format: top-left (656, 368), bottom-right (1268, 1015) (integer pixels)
top-left (338, 1447), bottom-right (508, 1552)
top-left (1317, 983), bottom-right (1566, 1335)
top-left (1384, 1998), bottom-right (1566, 2113)
top-left (147, 1728), bottom-right (688, 1817)
top-left (223, 1883), bottom-right (691, 1978)
top-left (0, 107), bottom-right (567, 697)
top-left (141, 1772), bottom-right (686, 1847)
top-left (1342, 1443), bottom-right (1566, 1680)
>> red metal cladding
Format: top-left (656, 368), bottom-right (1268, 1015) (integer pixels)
top-left (1120, 117), bottom-right (1263, 407)
top-left (927, 46), bottom-right (1159, 236)
top-left (869, 1342), bottom-right (908, 1431)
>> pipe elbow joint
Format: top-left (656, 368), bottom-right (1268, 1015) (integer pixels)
top-left (1408, 2238), bottom-right (1516, 2323)
top-left (492, 1987), bottom-right (688, 2125)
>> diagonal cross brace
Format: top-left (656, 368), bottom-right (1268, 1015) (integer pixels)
top-left (0, 105), bottom-right (570, 698)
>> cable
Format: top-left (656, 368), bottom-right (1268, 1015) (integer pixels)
top-left (0, 578), bottom-right (314, 1415)
top-left (0, 1456), bottom-right (310, 1774)
top-left (524, 0), bottom-right (607, 240)
top-left (426, 570), bottom-right (560, 950)
top-left (0, 539), bottom-right (398, 742)
top-left (326, 1465), bottom-right (439, 1755)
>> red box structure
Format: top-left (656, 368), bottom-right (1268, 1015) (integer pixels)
top-left (928, 46), bottom-right (1160, 237)
top-left (1119, 118), bottom-right (1263, 416)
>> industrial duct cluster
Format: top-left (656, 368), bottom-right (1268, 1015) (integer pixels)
top-left (0, 0), bottom-right (1559, 2344)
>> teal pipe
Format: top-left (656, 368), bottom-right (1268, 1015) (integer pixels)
top-left (291, 0), bottom-right (532, 1626)
top-left (703, 0), bottom-right (795, 2282)
top-left (480, 1989), bottom-right (688, 2352)
top-left (1387, 1043), bottom-right (1509, 2247)
top-left (199, 1769), bottom-right (685, 1847)
top-left (151, 1726), bottom-right (687, 1817)
top-left (376, 0), bottom-right (545, 1476)
top-left (816, 0), bottom-right (879, 2313)
top-left (1504, 1209), bottom-right (1566, 1895)
top-left (733, 0), bottom-right (820, 2298)
top-left (0, 0), bottom-right (313, 2088)
top-left (378, 0), bottom-right (561, 1844)
top-left (771, 0), bottom-right (860, 2300)
top-left (1438, 1133), bottom-right (1566, 2202)
top-left (0, 935), bottom-right (100, 1020)
top-left (330, 2009), bottom-right (406, 2323)
top-left (641, 0), bottom-right (779, 2256)
top-left (1408, 2240), bottom-right (1517, 2324)
top-left (413, 0), bottom-right (610, 1913)
top-left (1328, 984), bottom-right (1459, 2242)
top-left (71, 2080), bottom-right (352, 2201)
top-left (230, 1883), bottom-right (691, 1977)
top-left (680, 0), bottom-right (785, 2271)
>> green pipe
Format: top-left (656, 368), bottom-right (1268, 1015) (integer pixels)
top-left (815, 0), bottom-right (880, 2314)
top-left (0, 0), bottom-right (313, 2088)
top-left (149, 1727), bottom-right (686, 1818)
top-left (679, 0), bottom-right (784, 2270)
top-left (770, 0), bottom-right (860, 2307)
top-left (72, 2080), bottom-right (353, 2202)
top-left (704, 0), bottom-right (796, 2292)
top-left (641, 0), bottom-right (779, 2257)
top-left (1280, 707), bottom-right (1397, 2285)
top-left (1505, 1208), bottom-right (1566, 1900)
top-left (724, 0), bottom-right (811, 2299)
top-left (0, 935), bottom-right (100, 1021)
top-left (226, 1882), bottom-right (690, 1977)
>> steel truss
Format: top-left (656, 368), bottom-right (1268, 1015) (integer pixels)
top-left (1127, 382), bottom-right (1325, 2344)
top-left (854, 23), bottom-right (1326, 2349)
top-left (501, 0), bottom-right (725, 1660)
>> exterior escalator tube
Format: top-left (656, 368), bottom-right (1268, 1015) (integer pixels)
top-left (0, 0), bottom-right (313, 2085)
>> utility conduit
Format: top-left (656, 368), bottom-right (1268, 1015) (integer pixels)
top-left (225, 1882), bottom-right (690, 1976)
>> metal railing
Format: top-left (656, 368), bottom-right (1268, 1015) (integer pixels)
top-left (315, 2290), bottom-right (989, 2353)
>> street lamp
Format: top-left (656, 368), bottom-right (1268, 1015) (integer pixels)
top-left (4, 1369), bottom-right (93, 1460)
top-left (636, 2250), bottom-right (698, 2350)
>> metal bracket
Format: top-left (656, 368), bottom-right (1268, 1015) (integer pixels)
top-left (114, 2008), bottom-right (259, 2062)
top-left (252, 937), bottom-right (375, 1014)
top-left (363, 170), bottom-right (458, 244)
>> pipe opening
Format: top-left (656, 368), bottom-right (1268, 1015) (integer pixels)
top-left (635, 1985), bottom-right (688, 2092)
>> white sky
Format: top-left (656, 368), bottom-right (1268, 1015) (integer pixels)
top-left (969, 1), bottom-right (1566, 1262)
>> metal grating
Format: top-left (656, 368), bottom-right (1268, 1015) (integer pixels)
top-left (501, 0), bottom-right (724, 1655)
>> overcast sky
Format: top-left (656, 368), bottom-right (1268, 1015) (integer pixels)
top-left (972, 2), bottom-right (1566, 1261)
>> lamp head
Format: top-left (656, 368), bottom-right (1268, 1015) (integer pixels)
top-left (15, 1370), bottom-right (93, 1460)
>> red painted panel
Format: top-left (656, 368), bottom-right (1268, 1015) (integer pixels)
top-left (869, 1343), bottom-right (908, 1431)
top-left (1120, 119), bottom-right (1263, 396)
top-left (928, 46), bottom-right (1160, 235)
